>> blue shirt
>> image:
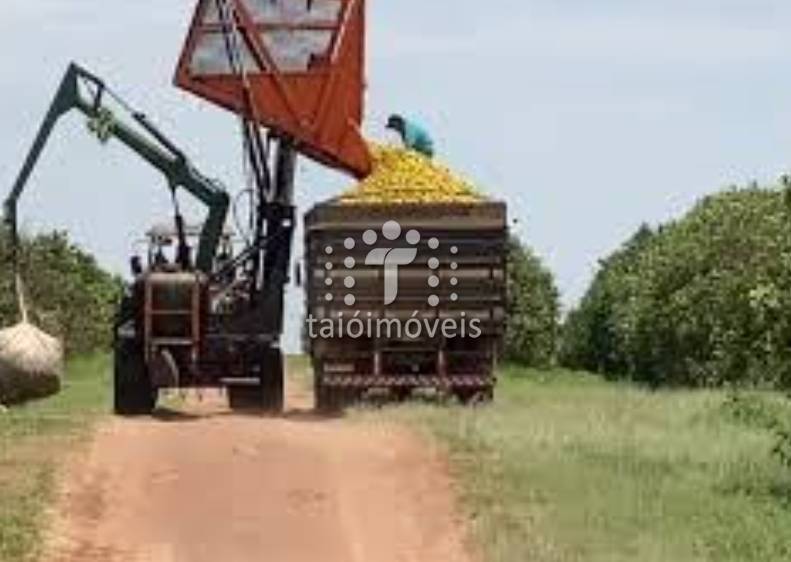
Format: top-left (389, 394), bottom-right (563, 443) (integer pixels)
top-left (402, 119), bottom-right (435, 158)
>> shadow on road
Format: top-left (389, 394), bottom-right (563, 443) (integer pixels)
top-left (147, 404), bottom-right (345, 423)
top-left (143, 380), bottom-right (469, 424)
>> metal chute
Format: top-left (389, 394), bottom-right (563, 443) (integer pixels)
top-left (175, 0), bottom-right (371, 178)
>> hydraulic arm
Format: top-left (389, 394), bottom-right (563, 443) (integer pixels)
top-left (3, 63), bottom-right (230, 274)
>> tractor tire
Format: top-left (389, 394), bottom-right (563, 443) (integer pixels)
top-left (228, 348), bottom-right (284, 413)
top-left (261, 347), bottom-right (284, 414)
top-left (114, 338), bottom-right (156, 416)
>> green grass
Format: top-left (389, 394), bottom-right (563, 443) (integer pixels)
top-left (286, 354), bottom-right (312, 384)
top-left (5, 357), bottom-right (790, 561)
top-left (368, 366), bottom-right (791, 562)
top-left (0, 354), bottom-right (110, 562)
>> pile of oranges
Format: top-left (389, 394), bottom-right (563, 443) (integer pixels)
top-left (337, 144), bottom-right (484, 205)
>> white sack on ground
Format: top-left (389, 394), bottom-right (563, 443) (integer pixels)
top-left (0, 321), bottom-right (64, 405)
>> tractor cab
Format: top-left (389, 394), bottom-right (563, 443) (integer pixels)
top-left (131, 223), bottom-right (235, 277)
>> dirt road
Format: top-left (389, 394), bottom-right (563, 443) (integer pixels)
top-left (44, 374), bottom-right (472, 562)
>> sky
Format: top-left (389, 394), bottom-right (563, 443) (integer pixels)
top-left (2, 0), bottom-right (791, 351)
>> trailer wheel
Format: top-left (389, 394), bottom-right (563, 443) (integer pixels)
top-left (313, 365), bottom-right (329, 412)
top-left (454, 386), bottom-right (494, 406)
top-left (393, 386), bottom-right (414, 402)
top-left (314, 378), bottom-right (334, 413)
top-left (315, 377), bottom-right (350, 414)
top-left (114, 337), bottom-right (156, 416)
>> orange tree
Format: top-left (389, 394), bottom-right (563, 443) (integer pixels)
top-left (562, 184), bottom-right (791, 388)
top-left (505, 236), bottom-right (560, 367)
top-left (0, 230), bottom-right (122, 355)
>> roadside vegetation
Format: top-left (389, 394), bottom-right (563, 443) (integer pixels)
top-left (0, 354), bottom-right (109, 562)
top-left (376, 366), bottom-right (791, 562)
top-left (504, 236), bottom-right (560, 367)
top-left (374, 185), bottom-right (791, 561)
top-left (0, 230), bottom-right (120, 559)
top-left (561, 183), bottom-right (791, 389)
top-left (0, 230), bottom-right (122, 354)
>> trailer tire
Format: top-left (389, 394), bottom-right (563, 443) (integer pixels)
top-left (454, 386), bottom-right (494, 406)
top-left (114, 338), bottom-right (156, 416)
top-left (393, 386), bottom-right (414, 402)
top-left (314, 378), bottom-right (334, 413)
top-left (315, 377), bottom-right (349, 414)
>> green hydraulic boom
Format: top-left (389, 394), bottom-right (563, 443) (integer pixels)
top-left (3, 62), bottom-right (230, 274)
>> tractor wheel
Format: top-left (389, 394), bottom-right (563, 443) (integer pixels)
top-left (260, 347), bottom-right (284, 414)
top-left (114, 338), bottom-right (156, 416)
top-left (228, 348), bottom-right (284, 413)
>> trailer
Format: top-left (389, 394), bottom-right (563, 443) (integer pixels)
top-left (305, 200), bottom-right (508, 409)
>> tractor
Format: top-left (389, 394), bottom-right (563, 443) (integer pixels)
top-left (3, 0), bottom-right (371, 414)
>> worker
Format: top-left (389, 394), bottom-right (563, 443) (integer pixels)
top-left (129, 255), bottom-right (143, 277)
top-left (386, 114), bottom-right (435, 158)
